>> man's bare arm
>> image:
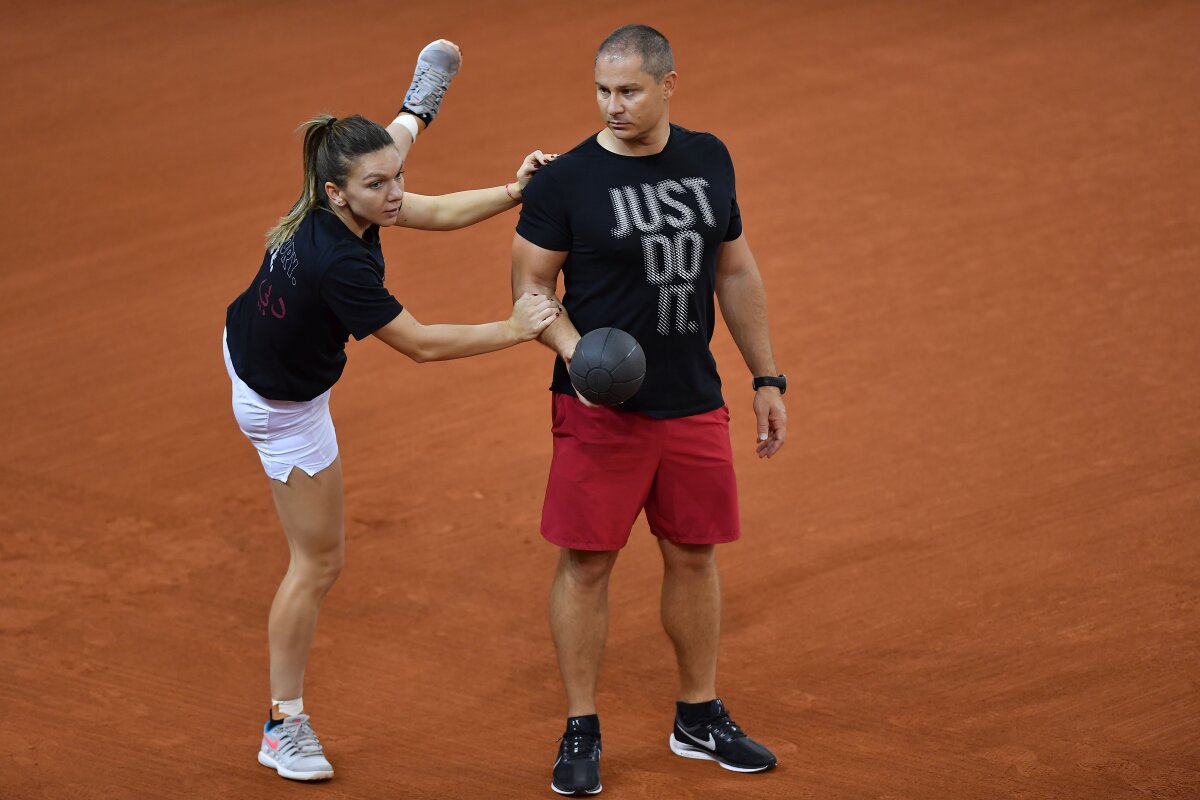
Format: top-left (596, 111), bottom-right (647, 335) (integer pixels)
top-left (512, 233), bottom-right (579, 361)
top-left (716, 234), bottom-right (787, 458)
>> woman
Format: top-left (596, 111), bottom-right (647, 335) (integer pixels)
top-left (224, 48), bottom-right (558, 781)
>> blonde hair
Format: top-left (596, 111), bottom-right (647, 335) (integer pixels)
top-left (266, 114), bottom-right (396, 250)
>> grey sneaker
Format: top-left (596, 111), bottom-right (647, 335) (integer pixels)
top-left (257, 714), bottom-right (334, 781)
top-left (401, 39), bottom-right (461, 126)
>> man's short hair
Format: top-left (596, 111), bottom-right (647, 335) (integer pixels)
top-left (596, 24), bottom-right (675, 82)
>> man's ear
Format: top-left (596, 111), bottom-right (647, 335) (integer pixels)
top-left (662, 70), bottom-right (678, 100)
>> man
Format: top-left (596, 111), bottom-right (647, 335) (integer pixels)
top-left (512, 24), bottom-right (787, 796)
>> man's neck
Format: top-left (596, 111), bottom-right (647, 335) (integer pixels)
top-left (597, 119), bottom-right (671, 157)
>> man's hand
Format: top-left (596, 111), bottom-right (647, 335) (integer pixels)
top-left (559, 333), bottom-right (599, 407)
top-left (753, 388), bottom-right (786, 458)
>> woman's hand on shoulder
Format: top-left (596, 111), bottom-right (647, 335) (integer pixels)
top-left (513, 150), bottom-right (559, 195)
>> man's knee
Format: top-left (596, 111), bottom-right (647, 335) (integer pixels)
top-left (559, 548), bottom-right (619, 589)
top-left (660, 541), bottom-right (717, 575)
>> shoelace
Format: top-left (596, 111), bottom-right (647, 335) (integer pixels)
top-left (559, 732), bottom-right (601, 760)
top-left (282, 720), bottom-right (326, 757)
top-left (407, 64), bottom-right (451, 107)
top-left (699, 713), bottom-right (746, 742)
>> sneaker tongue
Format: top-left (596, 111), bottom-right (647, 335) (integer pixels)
top-left (283, 714), bottom-right (309, 726)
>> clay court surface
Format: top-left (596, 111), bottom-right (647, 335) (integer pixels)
top-left (2, 1), bottom-right (1197, 797)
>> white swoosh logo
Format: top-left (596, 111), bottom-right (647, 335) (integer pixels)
top-left (682, 728), bottom-right (716, 750)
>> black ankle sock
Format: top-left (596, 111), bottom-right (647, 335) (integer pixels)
top-left (677, 698), bottom-right (720, 724)
top-left (565, 714), bottom-right (600, 736)
top-left (266, 710), bottom-right (284, 730)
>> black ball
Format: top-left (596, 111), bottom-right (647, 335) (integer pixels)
top-left (568, 327), bottom-right (646, 406)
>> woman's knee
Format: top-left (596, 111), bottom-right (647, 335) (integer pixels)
top-left (291, 544), bottom-right (345, 594)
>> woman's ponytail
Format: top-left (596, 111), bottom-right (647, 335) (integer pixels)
top-left (265, 115), bottom-right (342, 251)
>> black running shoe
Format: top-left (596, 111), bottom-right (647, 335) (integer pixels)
top-left (669, 698), bottom-right (777, 773)
top-left (552, 715), bottom-right (602, 796)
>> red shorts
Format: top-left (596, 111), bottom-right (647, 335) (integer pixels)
top-left (541, 392), bottom-right (741, 551)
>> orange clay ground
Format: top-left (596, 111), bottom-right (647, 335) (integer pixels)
top-left (1, 1), bottom-right (1197, 798)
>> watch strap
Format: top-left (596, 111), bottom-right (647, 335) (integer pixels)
top-left (752, 374), bottom-right (787, 394)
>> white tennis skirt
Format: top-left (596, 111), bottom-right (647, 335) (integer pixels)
top-left (222, 329), bottom-right (339, 482)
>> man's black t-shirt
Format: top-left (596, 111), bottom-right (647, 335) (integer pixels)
top-left (225, 209), bottom-right (404, 401)
top-left (516, 124), bottom-right (742, 419)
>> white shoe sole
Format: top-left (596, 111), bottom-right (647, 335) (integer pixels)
top-left (668, 734), bottom-right (774, 773)
top-left (258, 749), bottom-right (334, 781)
top-left (550, 780), bottom-right (603, 795)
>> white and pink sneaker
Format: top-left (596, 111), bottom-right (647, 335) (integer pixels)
top-left (257, 714), bottom-right (334, 781)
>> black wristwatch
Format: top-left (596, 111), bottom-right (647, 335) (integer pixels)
top-left (752, 374), bottom-right (787, 394)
